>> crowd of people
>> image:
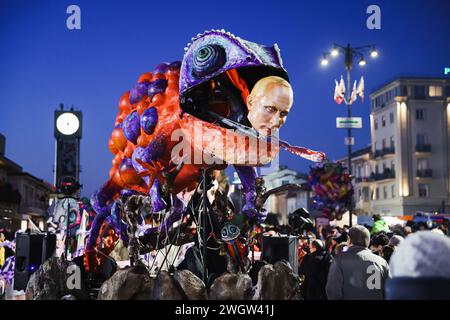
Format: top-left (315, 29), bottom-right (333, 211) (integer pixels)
top-left (2, 213), bottom-right (450, 300)
top-left (297, 214), bottom-right (450, 300)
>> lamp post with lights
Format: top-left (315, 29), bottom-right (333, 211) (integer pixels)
top-left (321, 43), bottom-right (378, 226)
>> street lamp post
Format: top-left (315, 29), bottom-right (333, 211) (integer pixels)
top-left (321, 43), bottom-right (378, 227)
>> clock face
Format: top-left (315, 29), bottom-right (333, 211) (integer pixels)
top-left (56, 112), bottom-right (80, 135)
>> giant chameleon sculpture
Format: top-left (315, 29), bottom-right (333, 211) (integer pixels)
top-left (84, 29), bottom-right (325, 272)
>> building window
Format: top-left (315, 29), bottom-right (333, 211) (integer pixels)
top-left (414, 86), bottom-right (426, 99)
top-left (382, 115), bottom-right (386, 127)
top-left (401, 85), bottom-right (408, 96)
top-left (363, 187), bottom-right (370, 201)
top-left (417, 158), bottom-right (429, 170)
top-left (394, 87), bottom-right (400, 97)
top-left (416, 109), bottom-right (425, 120)
top-left (383, 186), bottom-right (388, 199)
top-left (417, 133), bottom-right (427, 145)
top-left (429, 86), bottom-right (442, 97)
top-left (418, 184), bottom-right (429, 197)
top-left (390, 136), bottom-right (395, 149)
top-left (391, 160), bottom-right (395, 172)
top-left (390, 112), bottom-right (394, 124)
top-left (391, 185), bottom-right (395, 198)
top-left (281, 180), bottom-right (289, 186)
top-left (382, 138), bottom-right (386, 149)
top-left (374, 118), bottom-right (378, 130)
top-left (376, 187), bottom-right (380, 200)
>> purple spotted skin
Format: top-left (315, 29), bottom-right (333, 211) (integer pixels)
top-left (153, 62), bottom-right (169, 74)
top-left (131, 146), bottom-right (149, 186)
top-left (148, 79), bottom-right (168, 99)
top-left (140, 107), bottom-right (158, 135)
top-left (150, 178), bottom-right (167, 212)
top-left (123, 111), bottom-right (140, 144)
top-left (129, 81), bottom-right (150, 104)
top-left (119, 157), bottom-right (134, 175)
top-left (168, 61), bottom-right (182, 70)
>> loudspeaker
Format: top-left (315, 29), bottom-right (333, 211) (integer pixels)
top-left (13, 233), bottom-right (56, 290)
top-left (262, 235), bottom-right (298, 273)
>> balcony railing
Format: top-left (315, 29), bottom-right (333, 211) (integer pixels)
top-left (417, 169), bottom-right (433, 178)
top-left (373, 150), bottom-right (383, 159)
top-left (372, 169), bottom-right (396, 181)
top-left (382, 146), bottom-right (395, 155)
top-left (355, 177), bottom-right (374, 183)
top-left (415, 144), bottom-right (431, 152)
top-left (371, 147), bottom-right (396, 159)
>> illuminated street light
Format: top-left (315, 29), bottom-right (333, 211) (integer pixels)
top-left (320, 43), bottom-right (379, 227)
top-left (331, 48), bottom-right (339, 57)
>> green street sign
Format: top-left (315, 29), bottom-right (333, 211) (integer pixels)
top-left (336, 117), bottom-right (362, 129)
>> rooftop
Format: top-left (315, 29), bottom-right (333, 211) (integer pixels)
top-left (370, 74), bottom-right (450, 95)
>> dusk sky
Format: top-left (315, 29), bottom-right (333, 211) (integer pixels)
top-left (1, 0), bottom-right (449, 197)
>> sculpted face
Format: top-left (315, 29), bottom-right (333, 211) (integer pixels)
top-left (246, 76), bottom-right (293, 136)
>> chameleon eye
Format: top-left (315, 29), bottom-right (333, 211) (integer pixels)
top-left (192, 45), bottom-right (226, 78)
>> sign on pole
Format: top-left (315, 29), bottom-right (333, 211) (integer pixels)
top-left (336, 117), bottom-right (362, 129)
top-left (345, 137), bottom-right (355, 145)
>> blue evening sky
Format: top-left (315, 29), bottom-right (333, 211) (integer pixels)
top-left (0, 0), bottom-right (449, 197)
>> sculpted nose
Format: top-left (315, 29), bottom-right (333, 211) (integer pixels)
top-left (270, 114), bottom-right (281, 129)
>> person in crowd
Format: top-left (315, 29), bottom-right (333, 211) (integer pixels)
top-left (325, 235), bottom-right (335, 255)
top-left (386, 231), bottom-right (450, 299)
top-left (371, 214), bottom-right (389, 235)
top-left (370, 233), bottom-right (389, 255)
top-left (388, 234), bottom-right (404, 247)
top-left (298, 239), bottom-right (332, 300)
top-left (381, 245), bottom-right (395, 263)
top-left (326, 225), bottom-right (390, 300)
top-left (404, 225), bottom-right (412, 236)
top-left (334, 242), bottom-right (348, 256)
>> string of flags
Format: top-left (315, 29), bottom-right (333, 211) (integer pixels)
top-left (334, 75), bottom-right (364, 105)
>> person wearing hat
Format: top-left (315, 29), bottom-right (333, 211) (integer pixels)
top-left (326, 225), bottom-right (390, 300)
top-left (385, 231), bottom-right (450, 299)
top-left (298, 239), bottom-right (332, 300)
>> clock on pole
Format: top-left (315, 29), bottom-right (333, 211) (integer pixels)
top-left (54, 104), bottom-right (82, 191)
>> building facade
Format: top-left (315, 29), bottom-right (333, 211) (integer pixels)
top-left (261, 166), bottom-right (310, 222)
top-left (0, 133), bottom-right (54, 233)
top-left (340, 77), bottom-right (450, 216)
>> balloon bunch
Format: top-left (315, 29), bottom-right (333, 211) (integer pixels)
top-left (308, 161), bottom-right (353, 220)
